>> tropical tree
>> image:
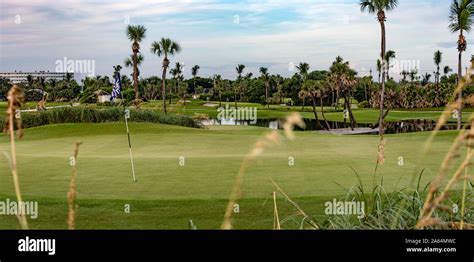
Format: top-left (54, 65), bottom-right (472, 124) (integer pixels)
top-left (151, 38), bottom-right (182, 113)
top-left (170, 62), bottom-right (184, 104)
top-left (192, 65), bottom-right (200, 92)
top-left (444, 65), bottom-right (453, 77)
top-left (300, 80), bottom-right (330, 130)
top-left (177, 81), bottom-right (188, 106)
top-left (26, 74), bottom-right (35, 89)
top-left (113, 65), bottom-right (122, 78)
top-left (385, 50), bottom-right (396, 80)
top-left (124, 54), bottom-right (144, 78)
top-left (409, 69), bottom-right (419, 82)
top-left (434, 50), bottom-right (443, 88)
top-left (125, 25), bottom-right (147, 102)
top-left (400, 70), bottom-right (409, 83)
top-left (421, 73), bottom-right (432, 86)
top-left (360, 0), bottom-right (398, 136)
top-left (213, 74), bottom-right (223, 107)
top-left (170, 68), bottom-right (178, 104)
top-left (259, 67), bottom-right (271, 108)
top-left (296, 62), bottom-right (310, 109)
top-left (376, 59), bottom-right (382, 83)
top-left (449, 0), bottom-right (474, 129)
top-left (329, 57), bottom-right (358, 130)
top-left (235, 64), bottom-right (245, 107)
top-left (273, 75), bottom-right (285, 104)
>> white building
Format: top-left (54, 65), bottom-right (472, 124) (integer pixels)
top-left (0, 71), bottom-right (73, 84)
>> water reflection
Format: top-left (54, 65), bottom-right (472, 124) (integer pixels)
top-left (202, 118), bottom-right (458, 134)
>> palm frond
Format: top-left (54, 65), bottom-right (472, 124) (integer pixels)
top-left (126, 25), bottom-right (147, 42)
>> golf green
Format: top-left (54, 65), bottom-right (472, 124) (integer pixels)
top-left (0, 123), bottom-right (461, 229)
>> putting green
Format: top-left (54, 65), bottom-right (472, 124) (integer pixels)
top-left (0, 123), bottom-right (461, 229)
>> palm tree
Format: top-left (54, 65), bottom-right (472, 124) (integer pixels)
top-left (449, 0), bottom-right (474, 129)
top-left (300, 80), bottom-right (331, 130)
top-left (169, 62), bottom-right (184, 105)
top-left (259, 67), bottom-right (270, 108)
top-left (433, 51), bottom-right (443, 106)
top-left (385, 50), bottom-right (396, 80)
top-left (38, 77), bottom-right (46, 92)
top-left (376, 59), bottom-right (382, 83)
top-left (150, 38), bottom-right (182, 113)
top-left (170, 68), bottom-right (178, 104)
top-left (329, 57), bottom-right (358, 130)
top-left (26, 74), bottom-right (35, 89)
top-left (300, 80), bottom-right (322, 130)
top-left (296, 62), bottom-right (310, 81)
top-left (296, 62), bottom-right (310, 110)
top-left (360, 0), bottom-right (398, 136)
top-left (113, 65), bottom-right (122, 77)
top-left (421, 73), bottom-right (432, 86)
top-left (318, 82), bottom-right (332, 130)
top-left (124, 54), bottom-right (144, 78)
top-left (235, 64), bottom-right (245, 107)
top-left (444, 65), bottom-right (453, 77)
top-left (191, 65), bottom-right (200, 93)
top-left (213, 74), bottom-right (223, 107)
top-left (125, 25), bottom-right (147, 102)
top-left (400, 70), bottom-right (409, 82)
top-left (434, 50), bottom-right (443, 88)
top-left (409, 69), bottom-right (419, 82)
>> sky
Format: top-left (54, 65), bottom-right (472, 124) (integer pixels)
top-left (0, 0), bottom-right (472, 82)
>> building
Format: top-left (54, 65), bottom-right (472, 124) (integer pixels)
top-left (0, 71), bottom-right (73, 84)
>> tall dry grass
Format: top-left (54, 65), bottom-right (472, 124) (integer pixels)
top-left (221, 113), bottom-right (305, 229)
top-left (3, 85), bottom-right (28, 229)
top-left (67, 142), bottom-right (82, 230)
top-left (415, 65), bottom-right (474, 229)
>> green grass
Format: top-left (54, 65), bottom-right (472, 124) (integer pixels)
top-left (141, 99), bottom-right (472, 123)
top-left (0, 100), bottom-right (470, 124)
top-left (0, 122), bottom-right (462, 229)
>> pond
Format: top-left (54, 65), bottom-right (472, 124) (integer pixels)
top-left (201, 118), bottom-right (458, 134)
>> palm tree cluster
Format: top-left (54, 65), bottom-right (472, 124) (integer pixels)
top-left (360, 0), bottom-right (398, 136)
top-left (150, 38), bottom-right (181, 113)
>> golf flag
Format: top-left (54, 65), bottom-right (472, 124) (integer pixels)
top-left (111, 73), bottom-right (122, 100)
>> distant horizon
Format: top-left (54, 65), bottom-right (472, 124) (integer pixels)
top-left (1, 0), bottom-right (472, 82)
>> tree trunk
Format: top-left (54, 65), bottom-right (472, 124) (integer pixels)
top-left (311, 96), bottom-right (322, 130)
top-left (161, 59), bottom-right (168, 114)
top-left (169, 80), bottom-right (175, 105)
top-left (344, 94), bottom-right (357, 131)
top-left (133, 52), bottom-right (139, 101)
top-left (320, 96), bottom-right (330, 130)
top-left (457, 48), bottom-right (463, 130)
top-left (234, 88), bottom-right (238, 108)
top-left (265, 82), bottom-right (269, 108)
top-left (379, 19), bottom-right (387, 136)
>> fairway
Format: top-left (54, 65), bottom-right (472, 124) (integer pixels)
top-left (0, 123), bottom-right (460, 229)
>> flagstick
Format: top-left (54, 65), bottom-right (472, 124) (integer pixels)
top-left (118, 84), bottom-right (137, 183)
top-left (123, 107), bottom-right (137, 183)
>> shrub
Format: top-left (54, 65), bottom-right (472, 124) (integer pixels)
top-left (1, 107), bottom-right (201, 130)
top-left (358, 101), bottom-right (369, 108)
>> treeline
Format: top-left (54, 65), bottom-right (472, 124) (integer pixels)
top-left (0, 63), bottom-right (467, 110)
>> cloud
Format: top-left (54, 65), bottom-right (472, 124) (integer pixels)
top-left (0, 0), bottom-right (472, 81)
